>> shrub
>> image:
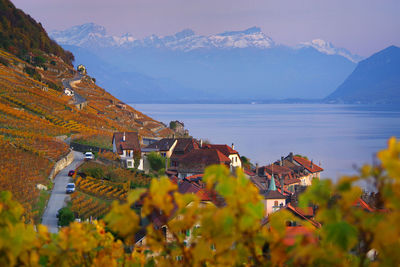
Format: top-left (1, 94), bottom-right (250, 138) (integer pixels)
top-left (57, 207), bottom-right (74, 226)
top-left (81, 167), bottom-right (104, 179)
top-left (34, 55), bottom-right (46, 65)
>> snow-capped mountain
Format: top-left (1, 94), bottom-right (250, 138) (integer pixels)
top-left (51, 23), bottom-right (362, 61)
top-left (159, 27), bottom-right (275, 50)
top-left (50, 23), bottom-right (275, 50)
top-left (298, 39), bottom-right (363, 63)
top-left (52, 23), bottom-right (360, 102)
top-left (50, 23), bottom-right (114, 47)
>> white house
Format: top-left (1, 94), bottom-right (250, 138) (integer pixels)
top-left (64, 88), bottom-right (74, 96)
top-left (112, 132), bottom-right (143, 170)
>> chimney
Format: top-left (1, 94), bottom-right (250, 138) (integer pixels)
top-left (123, 132), bottom-right (126, 142)
top-left (310, 160), bottom-right (313, 169)
top-left (280, 175), bottom-right (285, 193)
top-left (289, 152), bottom-right (293, 163)
top-left (281, 156), bottom-right (284, 166)
top-left (200, 139), bottom-right (203, 148)
top-left (231, 143), bottom-right (235, 150)
top-left (255, 163), bottom-right (259, 175)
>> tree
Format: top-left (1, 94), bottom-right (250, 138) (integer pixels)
top-left (240, 155), bottom-right (251, 169)
top-left (169, 121), bottom-right (177, 130)
top-left (133, 150), bottom-right (141, 169)
top-left (146, 151), bottom-right (165, 172)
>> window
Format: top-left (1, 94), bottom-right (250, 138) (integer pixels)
top-left (127, 160), bottom-right (133, 167)
top-left (274, 201), bottom-right (278, 206)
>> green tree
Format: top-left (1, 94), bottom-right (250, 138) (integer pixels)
top-left (146, 151), bottom-right (165, 172)
top-left (133, 150), bottom-right (141, 169)
top-left (169, 121), bottom-right (177, 130)
top-left (240, 155), bottom-right (251, 169)
top-left (57, 207), bottom-right (74, 227)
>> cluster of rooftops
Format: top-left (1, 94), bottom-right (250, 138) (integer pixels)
top-left (111, 131), bottom-right (379, 246)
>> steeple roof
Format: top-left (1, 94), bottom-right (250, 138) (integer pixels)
top-left (268, 173), bottom-right (277, 191)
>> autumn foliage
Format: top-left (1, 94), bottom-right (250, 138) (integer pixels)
top-left (0, 138), bottom-right (400, 266)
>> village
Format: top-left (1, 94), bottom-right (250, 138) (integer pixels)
top-left (105, 129), bottom-right (376, 246)
top-left (55, 64), bottom-right (379, 248)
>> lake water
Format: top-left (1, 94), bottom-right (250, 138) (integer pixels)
top-left (131, 104), bottom-right (400, 182)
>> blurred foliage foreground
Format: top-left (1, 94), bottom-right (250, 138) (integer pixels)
top-left (1, 137), bottom-right (400, 266)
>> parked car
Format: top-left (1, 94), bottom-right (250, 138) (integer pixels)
top-left (84, 152), bottom-right (94, 160)
top-left (68, 170), bottom-right (75, 176)
top-left (66, 183), bottom-right (75, 194)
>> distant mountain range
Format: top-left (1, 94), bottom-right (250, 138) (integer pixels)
top-left (50, 23), bottom-right (362, 103)
top-left (51, 23), bottom-right (361, 62)
top-left (326, 45), bottom-right (400, 104)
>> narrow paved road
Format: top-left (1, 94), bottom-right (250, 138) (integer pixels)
top-left (42, 151), bottom-right (84, 233)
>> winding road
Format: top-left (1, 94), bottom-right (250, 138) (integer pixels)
top-left (62, 74), bottom-right (87, 106)
top-left (42, 151), bottom-right (84, 233)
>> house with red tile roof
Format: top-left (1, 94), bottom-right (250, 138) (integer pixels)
top-left (258, 164), bottom-right (301, 192)
top-left (285, 203), bottom-right (321, 228)
top-left (172, 138), bottom-right (200, 156)
top-left (175, 148), bottom-right (231, 179)
top-left (292, 155), bottom-right (323, 185)
top-left (203, 143), bottom-right (242, 169)
top-left (282, 226), bottom-right (318, 246)
top-left (170, 138), bottom-right (200, 167)
top-left (112, 132), bottom-right (143, 169)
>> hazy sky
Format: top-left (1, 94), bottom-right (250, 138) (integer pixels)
top-left (12, 0), bottom-right (400, 56)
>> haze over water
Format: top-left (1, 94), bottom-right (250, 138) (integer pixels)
top-left (132, 104), bottom-right (400, 182)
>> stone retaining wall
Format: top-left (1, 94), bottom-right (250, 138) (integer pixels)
top-left (48, 150), bottom-right (74, 181)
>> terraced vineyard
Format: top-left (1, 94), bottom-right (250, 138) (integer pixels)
top-left (74, 176), bottom-right (128, 201)
top-left (70, 192), bottom-right (110, 220)
top-left (0, 47), bottom-right (172, 222)
top-left (0, 139), bottom-right (53, 222)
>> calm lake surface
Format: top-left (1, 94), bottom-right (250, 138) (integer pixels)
top-left (131, 104), bottom-right (400, 181)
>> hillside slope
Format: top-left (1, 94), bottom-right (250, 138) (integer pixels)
top-left (0, 0), bottom-right (74, 64)
top-left (0, 0), bottom-right (173, 222)
top-left (326, 46), bottom-right (400, 104)
top-left (0, 48), bottom-right (173, 222)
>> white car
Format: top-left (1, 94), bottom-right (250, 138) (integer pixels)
top-left (66, 183), bottom-right (75, 194)
top-left (84, 152), bottom-right (94, 160)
